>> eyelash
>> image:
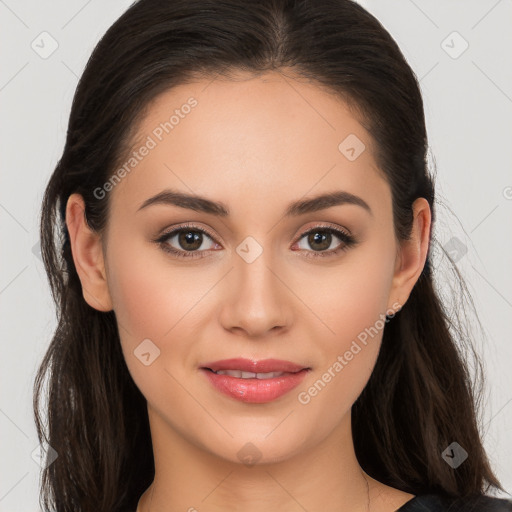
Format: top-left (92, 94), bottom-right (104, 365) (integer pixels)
top-left (153, 222), bottom-right (358, 260)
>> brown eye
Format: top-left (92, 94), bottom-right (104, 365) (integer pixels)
top-left (177, 230), bottom-right (204, 251)
top-left (155, 224), bottom-right (220, 259)
top-left (306, 230), bottom-right (334, 251)
top-left (294, 226), bottom-right (357, 258)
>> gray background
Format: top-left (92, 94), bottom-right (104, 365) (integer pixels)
top-left (1, 0), bottom-right (511, 510)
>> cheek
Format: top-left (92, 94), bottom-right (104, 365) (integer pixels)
top-left (104, 237), bottom-right (217, 383)
top-left (105, 257), bottom-right (187, 403)
top-left (294, 279), bottom-right (392, 436)
top-left (297, 246), bottom-right (395, 346)
top-left (106, 259), bottom-right (167, 341)
top-left (106, 234), bottom-right (202, 337)
top-left (293, 240), bottom-right (395, 407)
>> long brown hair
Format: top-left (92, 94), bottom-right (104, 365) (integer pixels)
top-left (33, 0), bottom-right (506, 510)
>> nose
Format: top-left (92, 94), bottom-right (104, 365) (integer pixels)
top-left (218, 242), bottom-right (292, 338)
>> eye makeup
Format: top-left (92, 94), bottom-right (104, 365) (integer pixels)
top-left (151, 221), bottom-right (359, 260)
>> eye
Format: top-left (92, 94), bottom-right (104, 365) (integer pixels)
top-left (154, 223), bottom-right (220, 259)
top-left (292, 225), bottom-right (357, 258)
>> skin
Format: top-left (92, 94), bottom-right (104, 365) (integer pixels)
top-left (66, 70), bottom-right (430, 512)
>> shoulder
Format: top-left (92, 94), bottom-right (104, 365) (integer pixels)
top-left (396, 493), bottom-right (512, 512)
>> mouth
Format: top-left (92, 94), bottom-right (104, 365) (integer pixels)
top-left (199, 358), bottom-right (311, 403)
top-left (203, 368), bottom-right (297, 379)
top-left (200, 357), bottom-right (309, 374)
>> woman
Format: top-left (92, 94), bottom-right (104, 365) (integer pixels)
top-left (33, 0), bottom-right (512, 511)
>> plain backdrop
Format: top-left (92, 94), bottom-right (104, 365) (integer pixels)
top-left (1, 1), bottom-right (511, 510)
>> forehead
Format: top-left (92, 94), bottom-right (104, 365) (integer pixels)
top-left (108, 70), bottom-right (388, 218)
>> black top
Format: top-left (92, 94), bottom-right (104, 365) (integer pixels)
top-left (396, 493), bottom-right (512, 511)
top-left (126, 494), bottom-right (512, 511)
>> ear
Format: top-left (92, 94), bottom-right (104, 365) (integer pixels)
top-left (387, 197), bottom-right (432, 312)
top-left (65, 193), bottom-right (113, 312)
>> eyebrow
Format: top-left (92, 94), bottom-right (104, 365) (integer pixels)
top-left (137, 188), bottom-right (372, 217)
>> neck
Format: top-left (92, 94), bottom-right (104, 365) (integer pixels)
top-left (136, 404), bottom-right (392, 512)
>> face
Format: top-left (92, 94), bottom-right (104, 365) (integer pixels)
top-left (73, 70), bottom-right (423, 465)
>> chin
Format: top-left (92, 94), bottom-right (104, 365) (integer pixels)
top-left (203, 431), bottom-right (309, 467)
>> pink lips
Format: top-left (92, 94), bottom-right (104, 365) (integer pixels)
top-left (200, 358), bottom-right (310, 404)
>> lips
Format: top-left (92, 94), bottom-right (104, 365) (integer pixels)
top-left (199, 358), bottom-right (311, 403)
top-left (201, 358), bottom-right (308, 374)
top-left (213, 370), bottom-right (287, 379)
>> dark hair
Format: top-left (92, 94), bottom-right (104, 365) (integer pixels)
top-left (33, 0), bottom-right (506, 510)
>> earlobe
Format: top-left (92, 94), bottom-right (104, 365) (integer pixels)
top-left (388, 197), bottom-right (431, 311)
top-left (65, 193), bottom-right (113, 312)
